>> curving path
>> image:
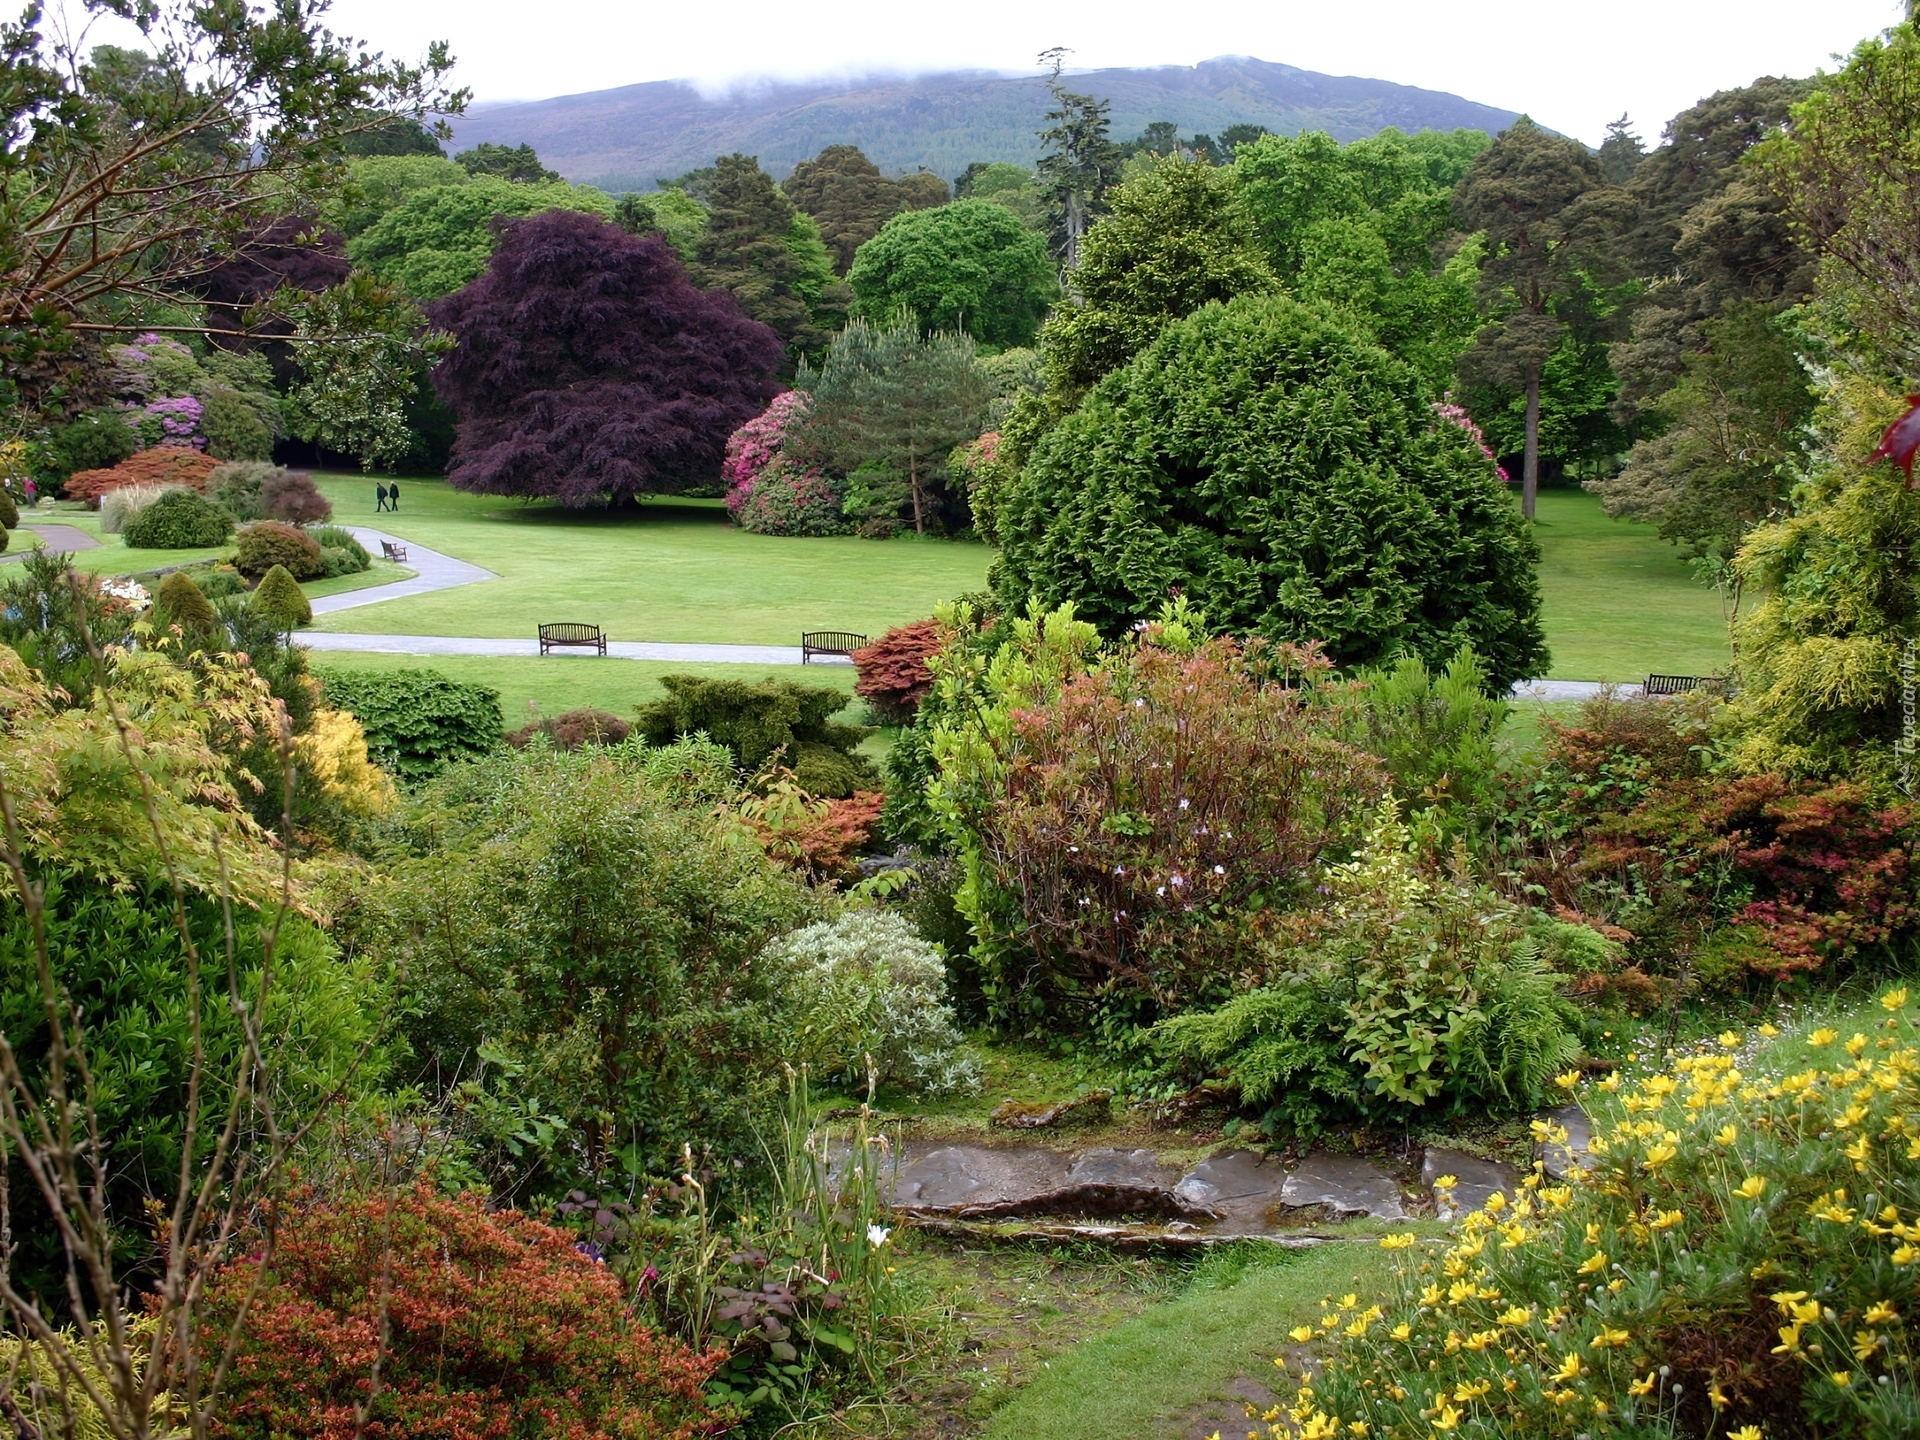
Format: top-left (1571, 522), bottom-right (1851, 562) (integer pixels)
top-left (1, 522), bottom-right (99, 563)
top-left (309, 526), bottom-right (496, 615)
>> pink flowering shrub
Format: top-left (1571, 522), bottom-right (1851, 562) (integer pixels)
top-left (734, 461), bottom-right (847, 536)
top-left (1432, 397), bottom-right (1510, 481)
top-left (723, 391), bottom-right (809, 521)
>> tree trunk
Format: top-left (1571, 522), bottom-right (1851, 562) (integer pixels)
top-left (1522, 361), bottom-right (1541, 522)
top-left (909, 449), bottom-right (924, 534)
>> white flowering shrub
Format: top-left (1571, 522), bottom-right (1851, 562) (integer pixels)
top-left (766, 910), bottom-right (981, 1096)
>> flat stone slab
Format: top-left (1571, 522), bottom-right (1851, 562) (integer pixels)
top-left (890, 1144), bottom-right (1070, 1212)
top-left (1175, 1149), bottom-right (1290, 1227)
top-left (1537, 1104), bottom-right (1594, 1182)
top-left (1422, 1147), bottom-right (1522, 1219)
top-left (960, 1147), bottom-right (1197, 1220)
top-left (1279, 1154), bottom-right (1408, 1221)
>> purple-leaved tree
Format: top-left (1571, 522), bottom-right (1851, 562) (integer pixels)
top-left (430, 209), bottom-right (786, 505)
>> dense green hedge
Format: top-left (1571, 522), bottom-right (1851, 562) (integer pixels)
top-left (319, 666), bottom-right (502, 782)
top-left (121, 487), bottom-right (235, 548)
top-left (994, 294), bottom-right (1549, 690)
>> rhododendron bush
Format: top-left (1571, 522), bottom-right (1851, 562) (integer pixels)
top-left (1281, 991), bottom-right (1920, 1440)
top-left (205, 1188), bottom-right (721, 1440)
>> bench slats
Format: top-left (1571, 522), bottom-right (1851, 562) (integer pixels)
top-left (801, 630), bottom-right (867, 663)
top-left (539, 623), bottom-right (607, 656)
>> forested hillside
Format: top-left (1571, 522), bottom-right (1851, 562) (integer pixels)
top-left (448, 55), bottom-right (1524, 189)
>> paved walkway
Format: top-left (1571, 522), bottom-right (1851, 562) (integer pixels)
top-left (296, 526), bottom-right (1624, 692)
top-left (296, 631), bottom-right (852, 666)
top-left (309, 527), bottom-right (496, 614)
top-left (0, 522), bottom-right (99, 563)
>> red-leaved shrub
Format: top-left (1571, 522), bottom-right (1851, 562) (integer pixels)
top-left (63, 446), bottom-right (221, 505)
top-left (204, 1187), bottom-right (721, 1440)
top-left (261, 469), bottom-right (332, 524)
top-left (738, 779), bottom-right (884, 884)
top-left (852, 618), bottom-right (942, 724)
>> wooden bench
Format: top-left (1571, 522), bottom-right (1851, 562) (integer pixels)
top-left (801, 629), bottom-right (867, 664)
top-left (539, 622), bottom-right (607, 656)
top-left (380, 539), bottom-right (408, 563)
top-left (1643, 674), bottom-right (1703, 696)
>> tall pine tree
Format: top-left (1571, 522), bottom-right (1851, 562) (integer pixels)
top-left (696, 154), bottom-right (825, 359)
top-left (1454, 119), bottom-right (1634, 519)
top-left (1035, 48), bottom-right (1123, 272)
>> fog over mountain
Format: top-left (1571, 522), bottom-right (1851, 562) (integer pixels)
top-left (447, 55), bottom-right (1526, 191)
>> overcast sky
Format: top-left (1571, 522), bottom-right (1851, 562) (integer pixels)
top-left (74, 0), bottom-right (1913, 148)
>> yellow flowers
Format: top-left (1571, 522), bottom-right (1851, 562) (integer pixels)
top-left (1718, 1031), bottom-right (1742, 1050)
top-left (1845, 1033), bottom-right (1870, 1056)
top-left (1430, 1404), bottom-right (1461, 1431)
top-left (1709, 1380), bottom-right (1729, 1408)
top-left (1864, 1300), bottom-right (1898, 1324)
top-left (1714, 1123), bottom-right (1739, 1145)
top-left (1554, 1070), bottom-right (1582, 1091)
top-left (1431, 1174), bottom-right (1457, 1192)
top-left (1809, 1028), bottom-right (1838, 1047)
top-left (1389, 1322), bottom-right (1412, 1342)
top-left (1881, 987), bottom-right (1909, 1011)
top-left (1649, 1208), bottom-right (1685, 1230)
top-left (1289, 1325), bottom-right (1314, 1343)
top-left (1482, 1192), bottom-right (1507, 1215)
top-left (1894, 1243), bottom-right (1920, 1265)
top-left (1643, 1075), bottom-right (1676, 1097)
top-left (1576, 1250), bottom-right (1609, 1275)
top-left (1590, 1327), bottom-right (1631, 1349)
top-left (1830, 1371), bottom-right (1853, 1388)
top-left (1551, 1352), bottom-right (1585, 1382)
top-left (1730, 1428), bottom-right (1763, 1440)
top-left (1628, 1373), bottom-right (1655, 1397)
top-left (1452, 1380), bottom-right (1490, 1401)
top-left (1584, 1222), bottom-right (1603, 1246)
top-left (1809, 1192), bottom-right (1858, 1225)
top-left (1772, 1324), bottom-right (1805, 1355)
top-left (1378, 1233), bottom-right (1415, 1250)
top-left (1735, 1175), bottom-right (1769, 1200)
top-left (1496, 1306), bottom-right (1534, 1327)
top-left (1643, 1142), bottom-right (1677, 1167)
top-left (1337, 1294), bottom-right (1359, 1311)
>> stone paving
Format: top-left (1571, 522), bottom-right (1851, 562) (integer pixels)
top-left (885, 1105), bottom-right (1592, 1243)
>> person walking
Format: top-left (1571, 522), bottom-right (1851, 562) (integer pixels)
top-left (375, 482), bottom-right (389, 512)
top-left (388, 481), bottom-right (400, 511)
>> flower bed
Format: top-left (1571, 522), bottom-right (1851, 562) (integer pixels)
top-left (1279, 989), bottom-right (1919, 1438)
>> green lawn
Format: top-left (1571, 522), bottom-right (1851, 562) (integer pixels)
top-left (305, 473), bottom-right (993, 645)
top-left (979, 1241), bottom-right (1404, 1440)
top-left (1531, 489), bottom-right (1730, 681)
top-left (306, 651), bottom-right (860, 730)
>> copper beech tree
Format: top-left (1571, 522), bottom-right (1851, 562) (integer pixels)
top-left (430, 210), bottom-right (786, 506)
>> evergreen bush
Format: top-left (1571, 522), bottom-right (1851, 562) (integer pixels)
top-left (190, 565), bottom-right (247, 600)
top-left (250, 564), bottom-right (312, 629)
top-left (208, 460), bottom-right (280, 520)
top-left (234, 520), bottom-right (324, 579)
top-left (318, 666), bottom-right (502, 782)
top-left (46, 408), bottom-right (134, 476)
top-left (308, 525), bottom-right (371, 576)
top-left (634, 674), bottom-right (876, 795)
top-left (995, 294), bottom-right (1549, 690)
top-left (120, 486), bottom-right (235, 548)
top-left (0, 486), bottom-right (16, 529)
top-left (151, 570), bottom-right (220, 643)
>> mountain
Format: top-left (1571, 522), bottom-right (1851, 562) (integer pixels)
top-left (446, 56), bottom-right (1524, 193)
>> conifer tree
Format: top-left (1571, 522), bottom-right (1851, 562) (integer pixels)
top-left (782, 146), bottom-right (903, 273)
top-left (1454, 119), bottom-right (1634, 519)
top-left (251, 564), bottom-right (312, 629)
top-left (153, 571), bottom-right (221, 645)
top-left (697, 154), bottom-right (825, 357)
top-left (1034, 48), bottom-right (1123, 271)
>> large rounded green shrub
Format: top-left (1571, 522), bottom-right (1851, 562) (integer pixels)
top-left (0, 487), bottom-right (17, 529)
top-left (235, 520), bottom-right (324, 579)
top-left (152, 570), bottom-right (221, 643)
top-left (994, 295), bottom-right (1549, 689)
top-left (120, 486), bottom-right (235, 549)
top-left (848, 198), bottom-right (1057, 349)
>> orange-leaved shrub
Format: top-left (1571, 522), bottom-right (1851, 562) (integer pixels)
top-left (205, 1187), bottom-right (722, 1440)
top-left (1507, 691), bottom-right (1917, 980)
top-left (852, 618), bottom-right (942, 725)
top-left (63, 446), bottom-right (221, 505)
top-left (737, 775), bottom-right (884, 884)
top-left (1280, 990), bottom-right (1920, 1440)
